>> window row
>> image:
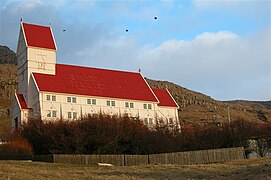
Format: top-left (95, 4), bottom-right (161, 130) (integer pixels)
top-left (45, 95), bottom-right (152, 110)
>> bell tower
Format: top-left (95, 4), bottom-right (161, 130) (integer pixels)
top-left (16, 19), bottom-right (57, 107)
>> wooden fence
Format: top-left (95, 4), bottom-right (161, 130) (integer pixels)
top-left (0, 146), bottom-right (32, 160)
top-left (33, 147), bottom-right (245, 166)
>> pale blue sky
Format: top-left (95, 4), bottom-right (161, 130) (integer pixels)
top-left (0, 0), bottom-right (270, 101)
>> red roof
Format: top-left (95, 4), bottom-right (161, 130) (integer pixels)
top-left (33, 64), bottom-right (158, 102)
top-left (22, 23), bottom-right (56, 50)
top-left (152, 88), bottom-right (178, 107)
top-left (16, 94), bottom-right (29, 110)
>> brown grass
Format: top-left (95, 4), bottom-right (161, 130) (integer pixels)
top-left (0, 157), bottom-right (270, 179)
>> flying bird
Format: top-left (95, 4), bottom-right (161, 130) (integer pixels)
top-left (63, 29), bottom-right (66, 32)
top-left (154, 16), bottom-right (158, 20)
top-left (126, 29), bottom-right (128, 32)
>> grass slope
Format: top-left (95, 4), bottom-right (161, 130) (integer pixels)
top-left (0, 158), bottom-right (270, 179)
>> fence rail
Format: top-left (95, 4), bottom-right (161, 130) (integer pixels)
top-left (31, 147), bottom-right (245, 166)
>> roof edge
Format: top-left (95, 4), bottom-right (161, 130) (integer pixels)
top-left (165, 88), bottom-right (179, 108)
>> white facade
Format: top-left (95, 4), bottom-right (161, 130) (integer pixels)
top-left (11, 21), bottom-right (179, 130)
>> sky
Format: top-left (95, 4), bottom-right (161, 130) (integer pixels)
top-left (0, 0), bottom-right (270, 101)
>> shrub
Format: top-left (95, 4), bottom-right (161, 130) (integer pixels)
top-left (0, 133), bottom-right (33, 160)
top-left (20, 114), bottom-right (269, 155)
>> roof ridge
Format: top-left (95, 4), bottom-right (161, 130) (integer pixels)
top-left (22, 22), bottom-right (51, 28)
top-left (56, 63), bottom-right (140, 74)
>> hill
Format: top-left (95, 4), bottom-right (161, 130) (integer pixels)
top-left (147, 79), bottom-right (271, 124)
top-left (0, 45), bottom-right (16, 64)
top-left (0, 46), bottom-right (270, 133)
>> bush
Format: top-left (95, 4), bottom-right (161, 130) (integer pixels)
top-left (20, 114), bottom-right (270, 155)
top-left (0, 133), bottom-right (33, 160)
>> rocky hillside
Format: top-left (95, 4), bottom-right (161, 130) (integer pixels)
top-left (147, 79), bottom-right (271, 124)
top-left (0, 45), bottom-right (16, 64)
top-left (0, 46), bottom-right (270, 134)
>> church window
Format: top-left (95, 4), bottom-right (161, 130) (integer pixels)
top-left (68, 112), bottom-right (72, 119)
top-left (72, 97), bottom-right (76, 103)
top-left (107, 100), bottom-right (110, 106)
top-left (111, 101), bottom-right (115, 106)
top-left (52, 111), bottom-right (57, 117)
top-left (143, 104), bottom-right (147, 109)
top-left (125, 102), bottom-right (129, 108)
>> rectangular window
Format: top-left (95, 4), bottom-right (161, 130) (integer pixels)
top-left (130, 103), bottom-right (134, 108)
top-left (125, 102), bottom-right (129, 108)
top-left (87, 99), bottom-right (91, 104)
top-left (143, 104), bottom-right (147, 109)
top-left (72, 97), bottom-right (77, 103)
top-left (73, 112), bottom-right (77, 120)
top-left (92, 99), bottom-right (96, 105)
top-left (67, 97), bottom-right (71, 103)
top-left (111, 101), bottom-right (115, 106)
top-left (144, 118), bottom-right (148, 125)
top-left (149, 118), bottom-right (153, 125)
top-left (52, 111), bottom-right (57, 117)
top-left (107, 100), bottom-right (110, 106)
top-left (52, 95), bottom-right (56, 101)
top-left (169, 118), bottom-right (173, 124)
top-left (46, 95), bottom-right (50, 101)
top-left (47, 111), bottom-right (51, 117)
top-left (68, 112), bottom-right (72, 119)
top-left (148, 104), bottom-right (152, 109)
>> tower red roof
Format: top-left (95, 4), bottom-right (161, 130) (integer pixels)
top-left (22, 23), bottom-right (56, 50)
top-left (151, 88), bottom-right (178, 107)
top-left (33, 64), bottom-right (158, 102)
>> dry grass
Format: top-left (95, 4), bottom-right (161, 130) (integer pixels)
top-left (0, 157), bottom-right (270, 179)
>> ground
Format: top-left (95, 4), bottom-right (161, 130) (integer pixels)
top-left (0, 157), bottom-right (270, 179)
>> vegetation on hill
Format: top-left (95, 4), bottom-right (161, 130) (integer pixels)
top-left (0, 45), bottom-right (16, 64)
top-left (146, 79), bottom-right (271, 124)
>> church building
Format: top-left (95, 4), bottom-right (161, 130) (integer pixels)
top-left (11, 21), bottom-right (179, 130)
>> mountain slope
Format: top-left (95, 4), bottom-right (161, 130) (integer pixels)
top-left (0, 45), bottom-right (16, 64)
top-left (146, 79), bottom-right (271, 124)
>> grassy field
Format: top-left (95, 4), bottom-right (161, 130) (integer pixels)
top-left (0, 157), bottom-right (270, 179)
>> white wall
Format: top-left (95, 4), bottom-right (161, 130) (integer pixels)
top-left (38, 92), bottom-right (178, 127)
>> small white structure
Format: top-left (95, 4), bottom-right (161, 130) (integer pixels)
top-left (11, 21), bottom-right (179, 130)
